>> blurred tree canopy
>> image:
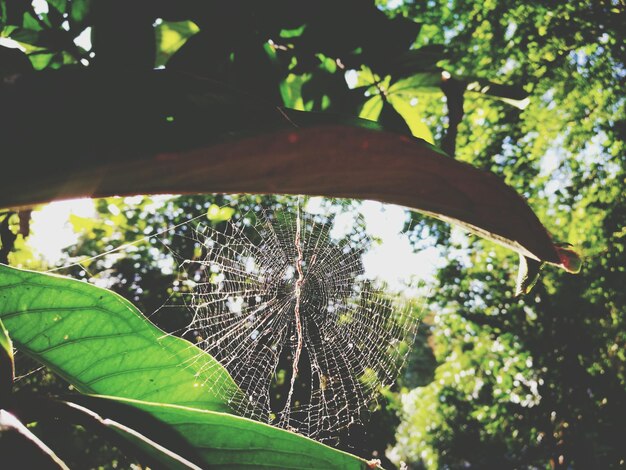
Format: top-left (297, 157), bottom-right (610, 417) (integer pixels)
top-left (1, 0), bottom-right (625, 468)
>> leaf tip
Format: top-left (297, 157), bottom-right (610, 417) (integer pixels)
top-left (556, 245), bottom-right (582, 273)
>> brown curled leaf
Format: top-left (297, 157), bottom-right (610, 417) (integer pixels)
top-left (0, 69), bottom-right (579, 273)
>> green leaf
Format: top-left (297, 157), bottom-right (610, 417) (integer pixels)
top-left (387, 94), bottom-right (435, 144)
top-left (80, 395), bottom-right (368, 469)
top-left (22, 12), bottom-right (44, 31)
top-left (0, 318), bottom-right (13, 399)
top-left (28, 51), bottom-right (56, 70)
top-left (1, 1), bottom-right (29, 26)
top-left (387, 72), bottom-right (442, 95)
top-left (206, 203), bottom-right (235, 222)
top-left (352, 65), bottom-right (381, 88)
top-left (378, 99), bottom-right (413, 136)
top-left (155, 20), bottom-right (200, 68)
top-left (359, 95), bottom-right (383, 121)
top-left (0, 320), bottom-right (11, 365)
top-left (0, 264), bottom-right (238, 412)
top-left (280, 73), bottom-right (309, 110)
top-left (6, 28), bottom-right (42, 48)
top-left (70, 0), bottom-right (92, 25)
top-left (0, 265), bottom-right (368, 469)
top-left (280, 24), bottom-right (306, 39)
top-left (47, 0), bottom-right (67, 14)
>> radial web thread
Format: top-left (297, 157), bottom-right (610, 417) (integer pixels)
top-left (179, 205), bottom-right (420, 442)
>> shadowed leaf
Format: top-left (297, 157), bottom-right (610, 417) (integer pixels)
top-left (11, 393), bottom-right (204, 470)
top-left (0, 69), bottom-right (577, 271)
top-left (0, 409), bottom-right (69, 469)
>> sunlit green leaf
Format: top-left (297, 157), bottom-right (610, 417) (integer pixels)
top-left (0, 265), bottom-right (368, 469)
top-left (387, 95), bottom-right (435, 143)
top-left (280, 73), bottom-right (309, 110)
top-left (28, 51), bottom-right (55, 70)
top-left (280, 24), bottom-right (306, 38)
top-left (22, 12), bottom-right (44, 31)
top-left (359, 95), bottom-right (383, 121)
top-left (206, 204), bottom-right (235, 222)
top-left (155, 20), bottom-right (200, 68)
top-left (352, 65), bottom-right (381, 88)
top-left (316, 53), bottom-right (337, 73)
top-left (0, 264), bottom-right (238, 412)
top-left (5, 28), bottom-right (42, 50)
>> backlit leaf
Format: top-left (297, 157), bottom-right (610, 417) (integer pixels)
top-left (155, 20), bottom-right (200, 68)
top-left (0, 264), bottom-right (368, 469)
top-left (0, 264), bottom-right (237, 412)
top-left (0, 69), bottom-right (577, 271)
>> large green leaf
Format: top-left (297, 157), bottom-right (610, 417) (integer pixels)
top-left (71, 395), bottom-right (368, 469)
top-left (0, 264), bottom-right (368, 469)
top-left (0, 263), bottom-right (238, 411)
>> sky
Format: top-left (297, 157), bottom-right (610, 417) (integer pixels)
top-left (28, 198), bottom-right (96, 263)
top-left (306, 197), bottom-right (442, 292)
top-left (27, 197), bottom-right (441, 294)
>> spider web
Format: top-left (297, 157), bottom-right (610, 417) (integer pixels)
top-left (176, 201), bottom-right (420, 443)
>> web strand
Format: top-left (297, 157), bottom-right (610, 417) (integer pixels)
top-left (281, 199), bottom-right (305, 427)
